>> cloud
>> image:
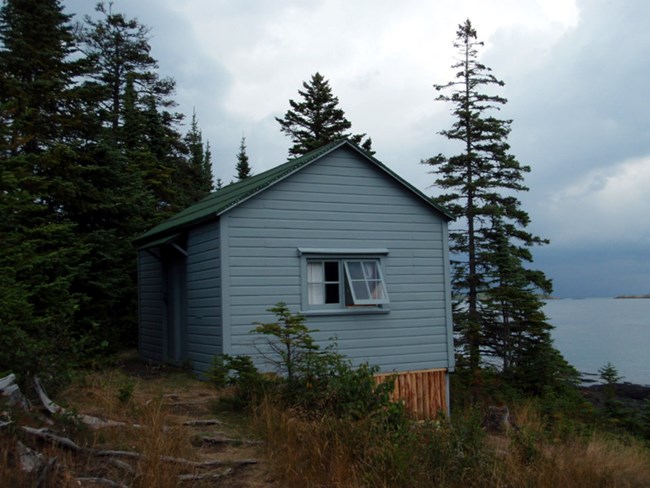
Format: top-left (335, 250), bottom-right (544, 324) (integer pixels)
top-left (542, 157), bottom-right (650, 245)
top-left (60, 0), bottom-right (648, 296)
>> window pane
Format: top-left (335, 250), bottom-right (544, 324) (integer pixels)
top-left (307, 262), bottom-right (323, 283)
top-left (308, 283), bottom-right (324, 304)
top-left (346, 261), bottom-right (364, 279)
top-left (368, 280), bottom-right (386, 300)
top-left (325, 283), bottom-right (339, 303)
top-left (352, 281), bottom-right (370, 300)
top-left (363, 261), bottom-right (380, 280)
top-left (343, 259), bottom-right (389, 305)
top-left (324, 261), bottom-right (339, 282)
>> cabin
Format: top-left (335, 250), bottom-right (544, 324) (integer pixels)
top-left (134, 139), bottom-right (455, 418)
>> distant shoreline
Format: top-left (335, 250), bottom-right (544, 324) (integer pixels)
top-left (614, 294), bottom-right (650, 299)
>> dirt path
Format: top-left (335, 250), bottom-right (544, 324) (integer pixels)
top-left (1, 358), bottom-right (279, 487)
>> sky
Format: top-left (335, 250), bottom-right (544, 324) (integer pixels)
top-left (61, 0), bottom-right (650, 298)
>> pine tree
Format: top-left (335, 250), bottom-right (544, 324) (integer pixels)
top-left (276, 72), bottom-right (373, 156)
top-left (423, 20), bottom-right (569, 392)
top-left (235, 135), bottom-right (252, 180)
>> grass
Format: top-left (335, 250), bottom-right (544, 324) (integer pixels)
top-left (0, 357), bottom-right (270, 487)
top-left (3, 356), bottom-right (649, 487)
top-left (252, 398), bottom-right (650, 488)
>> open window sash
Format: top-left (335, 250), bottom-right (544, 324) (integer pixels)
top-left (343, 260), bottom-right (389, 305)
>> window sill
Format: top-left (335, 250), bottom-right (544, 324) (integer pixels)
top-left (301, 307), bottom-right (391, 317)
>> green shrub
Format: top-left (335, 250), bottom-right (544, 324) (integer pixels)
top-left (210, 302), bottom-right (406, 424)
top-left (208, 353), bottom-right (276, 409)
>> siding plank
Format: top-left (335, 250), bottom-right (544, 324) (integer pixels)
top-left (224, 148), bottom-right (453, 373)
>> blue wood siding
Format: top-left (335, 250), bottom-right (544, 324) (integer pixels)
top-left (186, 221), bottom-right (221, 372)
top-left (222, 146), bottom-right (452, 373)
top-left (137, 251), bottom-right (164, 362)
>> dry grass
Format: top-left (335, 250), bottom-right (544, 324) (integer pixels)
top-left (1, 361), bottom-right (275, 487)
top-left (133, 398), bottom-right (193, 488)
top-left (254, 399), bottom-right (363, 487)
top-left (253, 398), bottom-right (650, 488)
top-left (5, 363), bottom-right (649, 487)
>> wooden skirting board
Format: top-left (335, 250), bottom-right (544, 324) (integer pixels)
top-left (374, 368), bottom-right (447, 420)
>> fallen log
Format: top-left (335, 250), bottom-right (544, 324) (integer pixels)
top-left (107, 458), bottom-right (136, 474)
top-left (33, 376), bottom-right (129, 429)
top-left (0, 373), bottom-right (31, 409)
top-left (183, 418), bottom-right (223, 426)
top-left (161, 456), bottom-right (258, 467)
top-left (94, 449), bottom-right (141, 460)
top-left (22, 424), bottom-right (258, 473)
top-left (35, 456), bottom-right (58, 487)
top-left (201, 435), bottom-right (263, 446)
top-left (17, 441), bottom-right (45, 473)
top-left (22, 426), bottom-right (85, 452)
top-left (75, 477), bottom-right (128, 487)
top-left (178, 467), bottom-right (233, 482)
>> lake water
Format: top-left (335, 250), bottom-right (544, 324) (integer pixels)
top-left (543, 298), bottom-right (650, 386)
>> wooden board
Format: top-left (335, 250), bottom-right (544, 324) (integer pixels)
top-left (374, 369), bottom-right (447, 420)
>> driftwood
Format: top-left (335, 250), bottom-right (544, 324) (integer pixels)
top-left (23, 425), bottom-right (259, 467)
top-left (34, 376), bottom-right (127, 429)
top-left (107, 457), bottom-right (136, 474)
top-left (161, 456), bottom-right (258, 467)
top-left (201, 435), bottom-right (263, 446)
top-left (17, 441), bottom-right (45, 473)
top-left (94, 449), bottom-right (142, 460)
top-left (75, 477), bottom-right (128, 487)
top-left (0, 373), bottom-right (31, 409)
top-left (178, 467), bottom-right (233, 482)
top-left (183, 418), bottom-right (223, 426)
top-left (3, 374), bottom-right (259, 485)
top-left (35, 457), bottom-right (58, 487)
top-left (23, 426), bottom-right (85, 452)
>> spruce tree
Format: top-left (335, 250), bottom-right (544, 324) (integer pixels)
top-left (79, 1), bottom-right (160, 132)
top-left (80, 3), bottom-right (203, 215)
top-left (0, 0), bottom-right (88, 378)
top-left (276, 72), bottom-right (373, 156)
top-left (235, 135), bottom-right (252, 180)
top-left (184, 109), bottom-right (214, 198)
top-left (423, 19), bottom-right (569, 392)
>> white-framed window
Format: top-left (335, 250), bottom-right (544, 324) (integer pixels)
top-left (299, 249), bottom-right (390, 313)
top-left (343, 260), bottom-right (389, 305)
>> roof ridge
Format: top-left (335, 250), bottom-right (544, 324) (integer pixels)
top-left (133, 138), bottom-right (452, 246)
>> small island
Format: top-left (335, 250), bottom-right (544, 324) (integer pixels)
top-left (614, 294), bottom-right (650, 299)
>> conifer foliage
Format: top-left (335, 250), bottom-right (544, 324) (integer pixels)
top-left (276, 72), bottom-right (373, 156)
top-left (0, 0), bottom-right (88, 380)
top-left (235, 135), bottom-right (252, 180)
top-left (423, 19), bottom-right (573, 393)
top-left (0, 0), bottom-right (213, 382)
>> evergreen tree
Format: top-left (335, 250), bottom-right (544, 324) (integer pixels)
top-left (0, 0), bottom-right (88, 379)
top-left (184, 109), bottom-right (213, 197)
top-left (235, 135), bottom-right (252, 180)
top-left (79, 1), bottom-right (160, 132)
top-left (80, 3), bottom-right (203, 216)
top-left (423, 19), bottom-right (568, 392)
top-left (276, 72), bottom-right (373, 157)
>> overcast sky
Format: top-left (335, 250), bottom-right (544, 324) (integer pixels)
top-left (62, 0), bottom-right (650, 298)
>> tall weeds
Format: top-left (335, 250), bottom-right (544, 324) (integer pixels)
top-left (254, 399), bottom-right (650, 488)
top-left (133, 398), bottom-right (191, 488)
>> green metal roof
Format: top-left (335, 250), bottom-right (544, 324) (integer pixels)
top-left (134, 139), bottom-right (453, 247)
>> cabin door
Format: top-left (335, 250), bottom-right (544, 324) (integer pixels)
top-left (165, 252), bottom-right (187, 364)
